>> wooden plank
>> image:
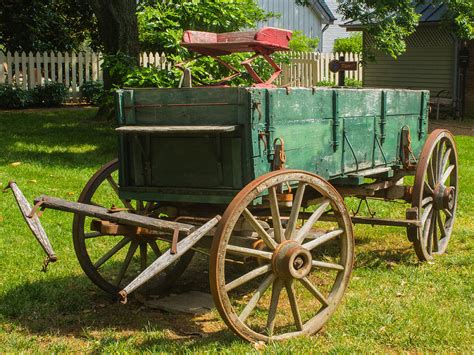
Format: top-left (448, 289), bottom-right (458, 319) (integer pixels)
top-left (78, 51), bottom-right (84, 87)
top-left (50, 50), bottom-right (56, 83)
top-left (71, 52), bottom-right (77, 99)
top-left (28, 51), bottom-right (35, 88)
top-left (57, 52), bottom-right (63, 85)
top-left (20, 52), bottom-right (27, 89)
top-left (6, 51), bottom-right (12, 83)
top-left (0, 52), bottom-right (5, 84)
top-left (35, 51), bottom-right (42, 86)
top-left (116, 125), bottom-right (238, 134)
top-left (13, 51), bottom-right (20, 85)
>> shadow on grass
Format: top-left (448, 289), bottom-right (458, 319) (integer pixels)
top-left (0, 272), bottom-right (236, 348)
top-left (0, 108), bottom-right (117, 169)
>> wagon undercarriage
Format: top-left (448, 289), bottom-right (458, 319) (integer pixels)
top-left (5, 27), bottom-right (459, 343)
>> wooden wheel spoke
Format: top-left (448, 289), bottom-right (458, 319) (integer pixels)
top-left (432, 213), bottom-right (439, 252)
top-left (266, 278), bottom-right (284, 335)
top-left (268, 186), bottom-right (284, 243)
top-left (94, 236), bottom-right (131, 269)
top-left (440, 147), bottom-right (452, 181)
top-left (239, 273), bottom-right (276, 322)
top-left (312, 260), bottom-right (344, 271)
top-left (423, 181), bottom-right (434, 196)
top-left (285, 280), bottom-right (303, 331)
top-left (421, 204), bottom-right (433, 226)
top-left (225, 264), bottom-right (272, 292)
top-left (294, 200), bottom-right (330, 244)
top-left (441, 165), bottom-right (455, 185)
top-left (300, 277), bottom-right (329, 307)
top-left (226, 244), bottom-right (273, 260)
top-left (437, 211), bottom-right (446, 238)
top-left (427, 161), bottom-right (436, 187)
top-left (443, 208), bottom-right (453, 218)
top-left (285, 182), bottom-right (306, 240)
top-left (115, 241), bottom-right (138, 287)
top-left (242, 208), bottom-right (278, 250)
top-left (149, 240), bottom-right (163, 258)
top-left (426, 211), bottom-right (435, 254)
top-left (140, 243), bottom-right (148, 271)
top-left (421, 196), bottom-right (433, 207)
top-left (106, 175), bottom-right (135, 211)
top-left (302, 229), bottom-right (343, 251)
top-left (431, 144), bottom-right (439, 183)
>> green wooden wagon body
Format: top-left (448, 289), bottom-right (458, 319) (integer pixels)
top-left (115, 87), bottom-right (429, 204)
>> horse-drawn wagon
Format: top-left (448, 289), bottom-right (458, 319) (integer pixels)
top-left (7, 27), bottom-right (458, 342)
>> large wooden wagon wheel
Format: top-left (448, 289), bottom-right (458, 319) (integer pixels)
top-left (210, 170), bottom-right (354, 342)
top-left (409, 129), bottom-right (458, 261)
top-left (72, 159), bottom-right (193, 296)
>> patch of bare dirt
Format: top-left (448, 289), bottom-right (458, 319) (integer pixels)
top-left (429, 119), bottom-right (474, 136)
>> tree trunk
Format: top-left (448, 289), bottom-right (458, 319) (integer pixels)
top-left (87, 0), bottom-right (140, 90)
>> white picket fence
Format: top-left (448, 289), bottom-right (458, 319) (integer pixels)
top-left (279, 52), bottom-right (363, 87)
top-left (0, 50), bottom-right (361, 101)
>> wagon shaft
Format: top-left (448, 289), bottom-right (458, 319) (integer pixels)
top-left (6, 182), bottom-right (57, 266)
top-left (33, 195), bottom-right (194, 234)
top-left (119, 216), bottom-right (221, 303)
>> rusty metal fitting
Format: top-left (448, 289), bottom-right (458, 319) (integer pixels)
top-left (118, 290), bottom-right (128, 305)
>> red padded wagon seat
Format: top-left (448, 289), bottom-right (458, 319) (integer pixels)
top-left (181, 27), bottom-right (292, 56)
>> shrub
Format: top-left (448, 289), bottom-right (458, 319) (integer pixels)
top-left (289, 30), bottom-right (319, 52)
top-left (317, 78), bottom-right (363, 88)
top-left (0, 84), bottom-right (31, 108)
top-left (317, 80), bottom-right (336, 87)
top-left (80, 80), bottom-right (105, 105)
top-left (344, 78), bottom-right (363, 88)
top-left (31, 82), bottom-right (67, 107)
top-left (333, 33), bottom-right (363, 54)
top-left (124, 67), bottom-right (182, 88)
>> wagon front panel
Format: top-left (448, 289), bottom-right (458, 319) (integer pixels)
top-left (115, 87), bottom-right (252, 204)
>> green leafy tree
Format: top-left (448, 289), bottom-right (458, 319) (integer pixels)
top-left (0, 0), bottom-right (98, 52)
top-left (333, 33), bottom-right (362, 54)
top-left (296, 0), bottom-right (474, 58)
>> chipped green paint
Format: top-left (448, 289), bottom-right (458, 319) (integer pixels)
top-left (115, 87), bottom-right (429, 204)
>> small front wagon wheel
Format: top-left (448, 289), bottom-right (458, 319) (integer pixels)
top-left (72, 159), bottom-right (194, 296)
top-left (210, 170), bottom-right (354, 342)
top-left (409, 129), bottom-right (459, 261)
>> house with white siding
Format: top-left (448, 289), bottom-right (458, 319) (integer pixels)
top-left (321, 0), bottom-right (353, 52)
top-left (257, 0), bottom-right (335, 51)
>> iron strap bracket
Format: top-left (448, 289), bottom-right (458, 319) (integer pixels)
top-left (380, 91), bottom-right (387, 144)
top-left (419, 92), bottom-right (428, 139)
top-left (332, 91), bottom-right (340, 152)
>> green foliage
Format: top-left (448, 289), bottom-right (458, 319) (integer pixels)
top-left (288, 31), bottom-right (319, 52)
top-left (317, 78), bottom-right (363, 88)
top-left (333, 33), bottom-right (363, 54)
top-left (30, 83), bottom-right (68, 107)
top-left (317, 80), bottom-right (336, 87)
top-left (80, 81), bottom-right (106, 106)
top-left (0, 0), bottom-right (98, 52)
top-left (344, 78), bottom-right (363, 88)
top-left (137, 0), bottom-right (272, 53)
top-left (101, 52), bottom-right (139, 87)
top-left (0, 84), bottom-right (31, 109)
top-left (124, 67), bottom-right (182, 88)
top-left (297, 0), bottom-right (473, 59)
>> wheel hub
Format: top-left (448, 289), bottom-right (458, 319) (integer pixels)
top-left (272, 241), bottom-right (312, 279)
top-left (433, 185), bottom-right (455, 210)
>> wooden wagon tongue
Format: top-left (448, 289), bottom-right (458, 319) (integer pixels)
top-left (5, 181), bottom-right (220, 296)
top-left (180, 27), bottom-right (292, 87)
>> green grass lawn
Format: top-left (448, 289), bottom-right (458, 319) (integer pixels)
top-left (0, 109), bottom-right (472, 352)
